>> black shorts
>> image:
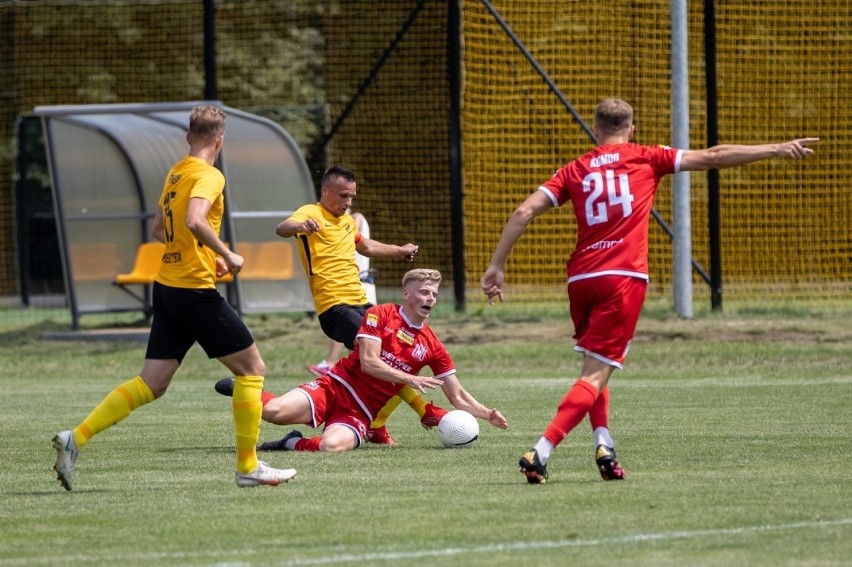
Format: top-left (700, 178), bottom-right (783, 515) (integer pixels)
top-left (145, 282), bottom-right (254, 362)
top-left (317, 303), bottom-right (372, 350)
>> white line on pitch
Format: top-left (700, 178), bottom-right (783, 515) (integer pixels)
top-left (2, 518), bottom-right (848, 566)
top-left (276, 518), bottom-right (852, 566)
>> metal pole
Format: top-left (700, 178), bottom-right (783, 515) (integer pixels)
top-left (448, 0), bottom-right (465, 312)
top-left (480, 0), bottom-right (713, 308)
top-left (16, 118), bottom-right (30, 306)
top-left (307, 0), bottom-right (428, 167)
top-left (704, 0), bottom-right (722, 310)
top-left (203, 0), bottom-right (217, 101)
top-left (671, 0), bottom-right (692, 318)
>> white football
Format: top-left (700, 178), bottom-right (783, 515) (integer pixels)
top-left (436, 410), bottom-right (479, 448)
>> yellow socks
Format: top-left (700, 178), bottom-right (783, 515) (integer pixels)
top-left (369, 385), bottom-right (428, 428)
top-left (232, 375), bottom-right (263, 474)
top-left (73, 376), bottom-right (154, 450)
top-left (69, 374), bottom-right (263, 475)
top-left (397, 385), bottom-right (428, 416)
top-left (370, 395), bottom-right (403, 429)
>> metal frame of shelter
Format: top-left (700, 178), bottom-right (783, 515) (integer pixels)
top-left (34, 101), bottom-right (316, 329)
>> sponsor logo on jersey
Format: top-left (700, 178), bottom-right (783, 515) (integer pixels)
top-left (162, 251), bottom-right (182, 264)
top-left (396, 328), bottom-right (415, 345)
top-left (380, 350), bottom-right (413, 373)
top-left (412, 343), bottom-right (428, 362)
top-left (583, 238), bottom-right (624, 252)
top-left (366, 313), bottom-right (379, 327)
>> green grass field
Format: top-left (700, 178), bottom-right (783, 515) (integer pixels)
top-left (1, 302), bottom-right (850, 566)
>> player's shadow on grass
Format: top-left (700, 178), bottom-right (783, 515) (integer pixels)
top-left (157, 446), bottom-right (234, 454)
top-left (24, 488), bottom-right (112, 496)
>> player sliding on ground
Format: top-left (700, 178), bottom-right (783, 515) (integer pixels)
top-left (275, 166), bottom-right (448, 445)
top-left (481, 97), bottom-right (818, 484)
top-left (214, 269), bottom-right (508, 452)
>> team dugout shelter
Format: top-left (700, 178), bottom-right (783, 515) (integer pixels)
top-left (35, 101), bottom-right (315, 329)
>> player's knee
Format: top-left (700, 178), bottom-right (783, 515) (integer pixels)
top-left (141, 376), bottom-right (170, 399)
top-left (319, 432), bottom-right (356, 452)
top-left (319, 440), bottom-right (351, 452)
top-left (149, 385), bottom-right (168, 399)
top-left (261, 397), bottom-right (285, 424)
top-left (240, 344), bottom-right (266, 376)
top-left (245, 352), bottom-right (266, 377)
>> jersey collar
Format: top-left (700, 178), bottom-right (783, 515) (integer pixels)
top-left (398, 305), bottom-right (424, 329)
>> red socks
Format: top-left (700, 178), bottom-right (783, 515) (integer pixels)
top-left (294, 436), bottom-right (322, 452)
top-left (588, 385), bottom-right (610, 430)
top-left (543, 380), bottom-right (599, 447)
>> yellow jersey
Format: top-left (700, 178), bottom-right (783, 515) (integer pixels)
top-left (289, 204), bottom-right (367, 314)
top-left (155, 156), bottom-right (225, 289)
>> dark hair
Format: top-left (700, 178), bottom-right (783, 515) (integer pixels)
top-left (321, 165), bottom-right (356, 188)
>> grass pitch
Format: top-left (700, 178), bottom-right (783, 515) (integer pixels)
top-left (1, 302), bottom-right (850, 566)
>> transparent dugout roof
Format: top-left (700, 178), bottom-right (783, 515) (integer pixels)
top-left (34, 102), bottom-right (316, 328)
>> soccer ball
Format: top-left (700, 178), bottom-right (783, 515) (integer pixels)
top-left (436, 410), bottom-right (479, 448)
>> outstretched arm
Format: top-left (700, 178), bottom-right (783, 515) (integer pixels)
top-left (679, 137), bottom-right (819, 172)
top-left (356, 237), bottom-right (418, 261)
top-left (276, 215), bottom-right (320, 238)
top-left (481, 189), bottom-right (554, 303)
top-left (439, 374), bottom-right (508, 429)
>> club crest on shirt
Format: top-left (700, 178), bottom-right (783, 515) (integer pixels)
top-left (396, 328), bottom-right (415, 345)
top-left (412, 343), bottom-right (428, 361)
top-left (365, 313), bottom-right (379, 327)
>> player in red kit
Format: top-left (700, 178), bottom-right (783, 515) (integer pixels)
top-left (481, 97), bottom-right (818, 483)
top-left (216, 268), bottom-right (508, 452)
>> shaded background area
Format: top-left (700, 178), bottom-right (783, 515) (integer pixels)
top-left (1, 0), bottom-right (849, 324)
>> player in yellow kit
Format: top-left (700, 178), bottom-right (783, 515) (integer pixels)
top-left (52, 105), bottom-right (295, 490)
top-left (274, 166), bottom-right (448, 444)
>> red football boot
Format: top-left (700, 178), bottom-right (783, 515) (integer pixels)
top-left (366, 426), bottom-right (396, 445)
top-left (419, 402), bottom-right (449, 429)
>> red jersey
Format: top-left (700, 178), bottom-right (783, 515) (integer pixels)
top-left (540, 143), bottom-right (683, 282)
top-left (328, 303), bottom-right (455, 422)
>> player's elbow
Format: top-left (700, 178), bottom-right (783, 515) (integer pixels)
top-left (151, 225), bottom-right (165, 243)
top-left (360, 358), bottom-right (385, 377)
top-left (441, 386), bottom-right (466, 408)
top-left (512, 202), bottom-right (541, 226)
top-left (682, 147), bottom-right (726, 172)
top-left (275, 222), bottom-right (291, 238)
top-left (185, 216), bottom-right (204, 235)
top-left (355, 239), bottom-right (373, 257)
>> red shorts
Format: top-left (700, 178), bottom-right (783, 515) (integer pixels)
top-left (567, 275), bottom-right (647, 368)
top-left (297, 375), bottom-right (369, 445)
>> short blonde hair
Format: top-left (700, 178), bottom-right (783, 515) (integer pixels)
top-left (595, 98), bottom-right (633, 137)
top-left (402, 268), bottom-right (442, 288)
top-left (189, 105), bottom-right (226, 141)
